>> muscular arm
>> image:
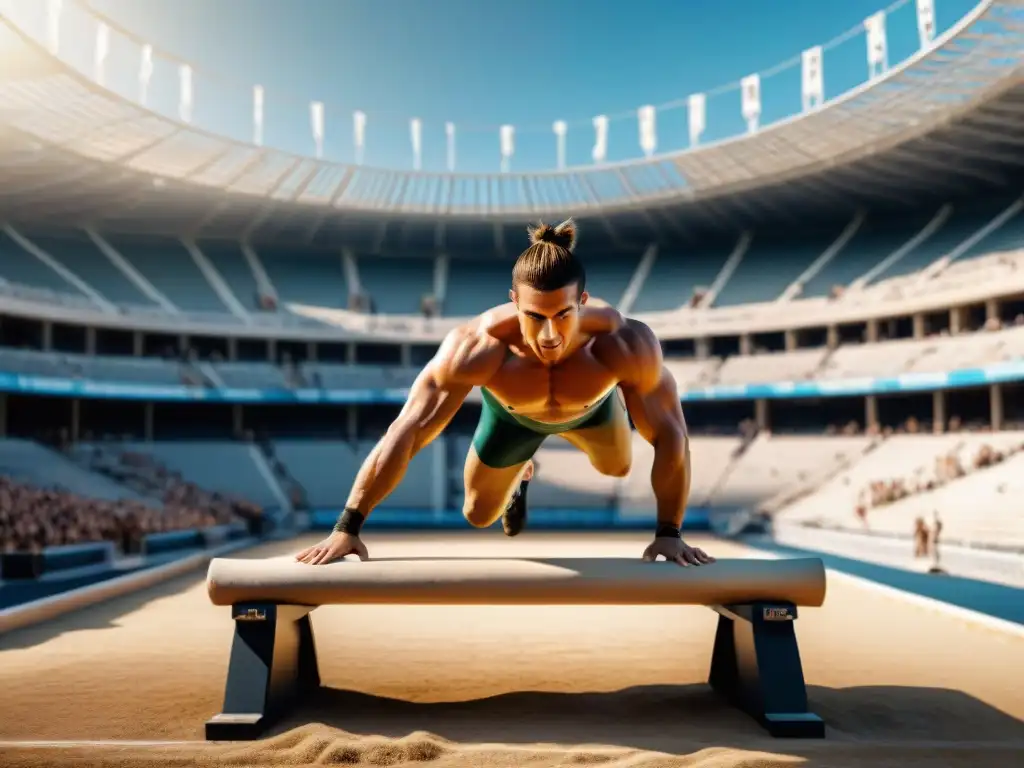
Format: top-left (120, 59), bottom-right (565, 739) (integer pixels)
top-left (609, 322), bottom-right (692, 529)
top-left (344, 327), bottom-right (500, 518)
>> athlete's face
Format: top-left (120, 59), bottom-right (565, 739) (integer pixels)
top-left (510, 283), bottom-right (589, 364)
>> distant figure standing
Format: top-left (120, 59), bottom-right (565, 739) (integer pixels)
top-left (913, 517), bottom-right (930, 559)
top-left (929, 511), bottom-right (944, 571)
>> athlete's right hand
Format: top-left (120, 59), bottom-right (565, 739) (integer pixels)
top-left (294, 531), bottom-right (369, 565)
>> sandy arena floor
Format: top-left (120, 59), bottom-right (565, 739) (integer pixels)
top-left (0, 532), bottom-right (1022, 767)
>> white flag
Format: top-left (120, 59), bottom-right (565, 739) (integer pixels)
top-left (500, 125), bottom-right (515, 173)
top-left (446, 122), bottom-right (456, 172)
top-left (310, 101), bottom-right (324, 159)
top-left (741, 74), bottom-right (761, 133)
top-left (139, 45), bottom-right (153, 105)
top-left (410, 118), bottom-right (422, 171)
top-left (253, 85), bottom-right (264, 146)
top-left (916, 0), bottom-right (936, 48)
top-left (178, 64), bottom-right (193, 123)
top-left (94, 23), bottom-right (109, 86)
top-left (638, 105), bottom-right (657, 157)
top-left (553, 120), bottom-right (567, 170)
top-left (46, 0), bottom-right (62, 55)
top-left (865, 11), bottom-right (888, 77)
top-left (353, 110), bottom-right (366, 165)
top-left (592, 115), bottom-right (608, 164)
top-left (801, 46), bottom-right (823, 111)
top-left (688, 94), bottom-right (705, 147)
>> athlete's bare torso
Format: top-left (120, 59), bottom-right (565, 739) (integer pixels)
top-left (458, 302), bottom-right (635, 424)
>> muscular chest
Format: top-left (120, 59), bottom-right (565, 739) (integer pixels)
top-left (484, 350), bottom-right (618, 417)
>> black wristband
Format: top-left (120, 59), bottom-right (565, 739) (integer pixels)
top-left (333, 508), bottom-right (365, 536)
top-left (655, 523), bottom-right (681, 539)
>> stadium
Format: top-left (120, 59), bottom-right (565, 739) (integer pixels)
top-left (1, 0), bottom-right (1023, 766)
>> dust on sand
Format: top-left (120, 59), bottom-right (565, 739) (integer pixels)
top-left (1, 533), bottom-right (1022, 767)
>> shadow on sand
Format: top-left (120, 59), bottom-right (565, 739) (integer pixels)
top-left (260, 682), bottom-right (1024, 755)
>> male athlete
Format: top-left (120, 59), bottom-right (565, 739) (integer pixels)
top-left (296, 219), bottom-right (713, 568)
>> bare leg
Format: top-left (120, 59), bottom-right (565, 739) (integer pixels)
top-left (462, 445), bottom-right (532, 528)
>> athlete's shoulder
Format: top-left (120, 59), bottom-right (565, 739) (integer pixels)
top-left (475, 302), bottom-right (520, 340)
top-left (593, 317), bottom-right (661, 360)
top-left (578, 300), bottom-right (625, 336)
top-left (617, 318), bottom-right (662, 357)
top-left (590, 318), bottom-right (663, 391)
top-left (432, 310), bottom-right (510, 385)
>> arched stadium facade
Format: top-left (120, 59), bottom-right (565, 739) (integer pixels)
top-left (1, 0), bottom-right (1023, 546)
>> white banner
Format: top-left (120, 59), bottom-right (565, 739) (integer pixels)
top-left (865, 11), bottom-right (888, 77)
top-left (741, 73), bottom-right (761, 133)
top-left (500, 125), bottom-right (514, 173)
top-left (139, 44), bottom-right (153, 105)
top-left (553, 120), bottom-right (567, 170)
top-left (353, 110), bottom-right (366, 165)
top-left (178, 64), bottom-right (193, 123)
top-left (410, 118), bottom-right (422, 171)
top-left (310, 101), bottom-right (324, 159)
top-left (94, 22), bottom-right (109, 86)
top-left (688, 93), bottom-right (705, 146)
top-left (445, 122), bottom-right (456, 172)
top-left (253, 85), bottom-right (264, 146)
top-left (801, 45), bottom-right (823, 111)
top-left (917, 0), bottom-right (936, 48)
top-left (592, 114), bottom-right (608, 164)
top-left (46, 0), bottom-right (62, 55)
top-left (638, 105), bottom-right (657, 157)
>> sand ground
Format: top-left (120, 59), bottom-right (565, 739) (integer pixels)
top-left (0, 532), bottom-right (1022, 767)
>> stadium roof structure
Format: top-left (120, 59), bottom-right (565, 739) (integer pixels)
top-left (0, 0), bottom-right (1022, 252)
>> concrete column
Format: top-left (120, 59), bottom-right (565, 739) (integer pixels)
top-left (346, 342), bottom-right (358, 364)
top-left (865, 395), bottom-right (879, 432)
top-left (41, 322), bottom-right (53, 351)
top-left (400, 344), bottom-right (412, 367)
top-left (739, 334), bottom-right (752, 356)
top-left (85, 327), bottom-right (97, 355)
top-left (990, 384), bottom-right (1003, 431)
top-left (755, 399), bottom-right (769, 431)
top-left (695, 338), bottom-right (711, 360)
top-left (267, 339), bottom-right (277, 363)
top-left (866, 319), bottom-right (879, 343)
top-left (133, 332), bottom-right (144, 356)
top-left (347, 405), bottom-right (358, 441)
top-left (949, 307), bottom-right (964, 335)
top-left (306, 342), bottom-right (318, 362)
top-left (912, 313), bottom-right (925, 339)
top-left (784, 329), bottom-right (798, 351)
top-left (826, 326), bottom-right (839, 350)
top-left (70, 398), bottom-right (80, 442)
top-left (431, 440), bottom-right (447, 518)
top-left (986, 298), bottom-right (1000, 324)
top-left (144, 402), bottom-right (154, 441)
top-left (227, 338), bottom-right (238, 361)
top-left (232, 404), bottom-right (244, 437)
top-left (932, 390), bottom-right (946, 433)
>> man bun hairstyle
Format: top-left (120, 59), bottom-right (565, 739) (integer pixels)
top-left (512, 218), bottom-right (586, 296)
top-left (529, 220), bottom-right (577, 251)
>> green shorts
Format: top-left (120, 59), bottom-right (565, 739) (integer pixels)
top-left (471, 386), bottom-right (621, 468)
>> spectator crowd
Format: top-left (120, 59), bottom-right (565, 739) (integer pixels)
top-left (855, 418), bottom-right (1024, 520)
top-left (1, 448), bottom-right (262, 555)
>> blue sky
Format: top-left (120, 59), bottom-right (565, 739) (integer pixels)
top-left (20, 0), bottom-right (981, 172)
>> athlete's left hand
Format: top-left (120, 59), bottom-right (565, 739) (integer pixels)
top-left (642, 536), bottom-right (715, 566)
